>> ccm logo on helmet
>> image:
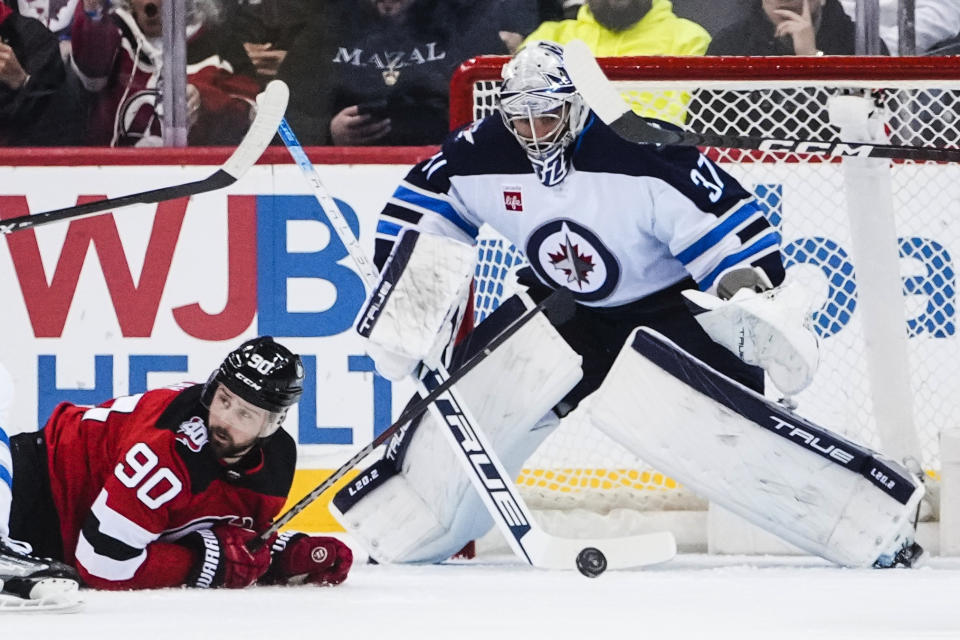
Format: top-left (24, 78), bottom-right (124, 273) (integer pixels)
top-left (234, 371), bottom-right (263, 391)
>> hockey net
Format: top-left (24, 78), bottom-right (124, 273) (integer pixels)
top-left (450, 55), bottom-right (960, 539)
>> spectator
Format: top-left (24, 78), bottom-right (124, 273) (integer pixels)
top-left (523, 0), bottom-right (710, 125)
top-left (6, 0), bottom-right (77, 37)
top-left (216, 0), bottom-right (311, 86)
top-left (279, 0), bottom-right (522, 146)
top-left (491, 0), bottom-right (540, 54)
top-left (524, 0), bottom-right (709, 55)
top-left (0, 2), bottom-right (81, 145)
top-left (838, 0), bottom-right (960, 55)
top-left (70, 0), bottom-right (261, 146)
top-left (537, 0), bottom-right (582, 21)
top-left (707, 0), bottom-right (879, 56)
top-left (698, 0), bottom-right (889, 143)
top-left (5, 0), bottom-right (78, 60)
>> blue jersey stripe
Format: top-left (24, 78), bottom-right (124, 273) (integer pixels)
top-left (376, 220), bottom-right (402, 237)
top-left (0, 465), bottom-right (11, 489)
top-left (699, 231), bottom-right (781, 291)
top-left (394, 185), bottom-right (479, 238)
top-left (0, 428), bottom-right (8, 446)
top-left (676, 200), bottom-right (763, 265)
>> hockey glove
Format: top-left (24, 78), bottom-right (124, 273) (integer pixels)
top-left (181, 525), bottom-right (272, 589)
top-left (683, 268), bottom-right (820, 396)
top-left (260, 532), bottom-right (353, 586)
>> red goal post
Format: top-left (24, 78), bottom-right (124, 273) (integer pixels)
top-left (449, 55), bottom-right (960, 551)
top-left (451, 55), bottom-right (960, 128)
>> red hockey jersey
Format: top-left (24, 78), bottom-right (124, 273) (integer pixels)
top-left (42, 384), bottom-right (296, 590)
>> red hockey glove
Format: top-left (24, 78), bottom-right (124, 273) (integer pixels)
top-left (260, 532), bottom-right (353, 586)
top-left (181, 525), bottom-right (272, 588)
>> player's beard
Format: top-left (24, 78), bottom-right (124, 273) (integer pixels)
top-left (588, 0), bottom-right (652, 32)
top-left (208, 424), bottom-right (257, 462)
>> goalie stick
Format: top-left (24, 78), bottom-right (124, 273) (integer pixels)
top-left (0, 80), bottom-right (289, 236)
top-left (562, 39), bottom-right (960, 163)
top-left (266, 118), bottom-right (677, 570)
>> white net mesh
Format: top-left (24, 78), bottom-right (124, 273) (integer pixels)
top-left (460, 61), bottom-right (960, 515)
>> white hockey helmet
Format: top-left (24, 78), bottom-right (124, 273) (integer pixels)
top-left (498, 41), bottom-right (588, 186)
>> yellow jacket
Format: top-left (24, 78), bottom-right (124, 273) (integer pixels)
top-left (523, 0), bottom-right (710, 124)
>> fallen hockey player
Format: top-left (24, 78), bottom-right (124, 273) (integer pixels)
top-left (0, 338), bottom-right (352, 611)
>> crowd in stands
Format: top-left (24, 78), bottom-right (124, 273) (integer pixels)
top-left (0, 0), bottom-right (958, 147)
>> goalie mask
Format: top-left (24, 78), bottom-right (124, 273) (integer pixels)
top-left (499, 41), bottom-right (588, 187)
top-left (201, 336), bottom-right (305, 441)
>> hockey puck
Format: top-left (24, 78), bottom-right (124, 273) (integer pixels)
top-left (575, 547), bottom-right (607, 578)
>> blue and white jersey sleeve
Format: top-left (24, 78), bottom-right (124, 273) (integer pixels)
top-left (374, 149), bottom-right (481, 271)
top-left (646, 148), bottom-right (785, 295)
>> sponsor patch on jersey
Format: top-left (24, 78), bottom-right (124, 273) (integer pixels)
top-left (526, 219), bottom-right (620, 302)
top-left (503, 186), bottom-right (523, 212)
top-left (176, 416), bottom-right (209, 453)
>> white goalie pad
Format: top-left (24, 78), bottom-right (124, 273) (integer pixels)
top-left (331, 292), bottom-right (583, 564)
top-left (356, 229), bottom-right (476, 377)
top-left (588, 327), bottom-right (924, 567)
top-left (683, 282), bottom-right (820, 396)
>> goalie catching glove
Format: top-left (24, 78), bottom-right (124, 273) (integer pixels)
top-left (261, 532), bottom-right (353, 586)
top-left (357, 229), bottom-right (476, 381)
top-left (683, 267), bottom-right (820, 396)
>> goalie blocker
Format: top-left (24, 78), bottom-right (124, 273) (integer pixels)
top-left (589, 327), bottom-right (924, 568)
top-left (357, 229), bottom-right (475, 382)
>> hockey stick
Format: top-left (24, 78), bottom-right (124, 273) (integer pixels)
top-left (268, 118), bottom-right (677, 570)
top-left (562, 39), bottom-right (960, 163)
top-left (0, 80), bottom-right (289, 236)
top-left (254, 286), bottom-right (572, 543)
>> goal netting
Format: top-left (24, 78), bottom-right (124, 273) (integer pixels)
top-left (450, 55), bottom-right (960, 542)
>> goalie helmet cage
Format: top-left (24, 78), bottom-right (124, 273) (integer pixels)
top-left (450, 55), bottom-right (960, 554)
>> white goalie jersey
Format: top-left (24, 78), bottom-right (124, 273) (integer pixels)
top-left (373, 113), bottom-right (785, 303)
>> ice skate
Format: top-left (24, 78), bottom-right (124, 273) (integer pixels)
top-left (873, 539), bottom-right (924, 569)
top-left (0, 538), bottom-right (82, 612)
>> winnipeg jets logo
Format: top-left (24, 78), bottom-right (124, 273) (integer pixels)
top-left (176, 416), bottom-right (208, 453)
top-left (526, 220), bottom-right (619, 302)
top-left (548, 233), bottom-right (594, 287)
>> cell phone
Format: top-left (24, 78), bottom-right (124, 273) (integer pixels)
top-left (356, 99), bottom-right (390, 118)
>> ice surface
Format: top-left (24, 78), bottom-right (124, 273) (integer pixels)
top-left (2, 553), bottom-right (958, 640)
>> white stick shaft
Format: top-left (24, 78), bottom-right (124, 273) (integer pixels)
top-left (277, 118), bottom-right (379, 287)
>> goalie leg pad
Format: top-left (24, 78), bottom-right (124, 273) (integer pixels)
top-left (331, 293), bottom-right (582, 564)
top-left (588, 327), bottom-right (924, 567)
